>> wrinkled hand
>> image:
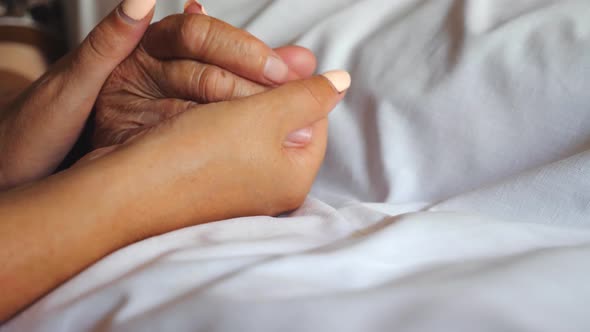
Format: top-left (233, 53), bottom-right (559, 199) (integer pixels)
top-left (94, 12), bottom-right (318, 148)
top-left (80, 71), bottom-right (350, 230)
top-left (0, 0), bottom-right (156, 190)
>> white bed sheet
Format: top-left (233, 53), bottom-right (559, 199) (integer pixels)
top-left (4, 0), bottom-right (590, 331)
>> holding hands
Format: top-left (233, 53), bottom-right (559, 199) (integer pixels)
top-left (0, 0), bottom-right (350, 320)
top-left (87, 4), bottom-right (351, 222)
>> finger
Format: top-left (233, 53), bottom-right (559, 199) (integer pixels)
top-left (46, 0), bottom-right (156, 141)
top-left (157, 47), bottom-right (314, 101)
top-left (93, 98), bottom-right (197, 147)
top-left (157, 60), bottom-right (268, 103)
top-left (142, 14), bottom-right (290, 85)
top-left (183, 1), bottom-right (315, 83)
top-left (239, 70), bottom-right (351, 136)
top-left (180, 1), bottom-right (314, 83)
top-left (183, 0), bottom-right (208, 15)
top-left (95, 58), bottom-right (271, 149)
top-left (274, 46), bottom-right (318, 80)
top-left (70, 0), bottom-right (156, 88)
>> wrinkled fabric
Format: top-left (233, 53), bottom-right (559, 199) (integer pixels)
top-left (5, 0), bottom-right (590, 331)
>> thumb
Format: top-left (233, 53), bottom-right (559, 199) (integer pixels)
top-left (71, 0), bottom-right (156, 85)
top-left (0, 0), bottom-right (157, 183)
top-left (239, 70), bottom-right (351, 138)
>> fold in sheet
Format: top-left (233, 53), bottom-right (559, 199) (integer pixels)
top-left (6, 0), bottom-right (590, 331)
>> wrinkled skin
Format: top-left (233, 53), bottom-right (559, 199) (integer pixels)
top-left (94, 13), bottom-right (317, 148)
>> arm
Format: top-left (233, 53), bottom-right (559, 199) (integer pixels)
top-left (0, 158), bottom-right (137, 321)
top-left (0, 0), bottom-right (346, 321)
top-left (0, 70), bottom-right (350, 321)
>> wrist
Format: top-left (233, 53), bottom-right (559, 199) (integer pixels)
top-left (85, 140), bottom-right (233, 237)
top-left (65, 146), bottom-right (192, 241)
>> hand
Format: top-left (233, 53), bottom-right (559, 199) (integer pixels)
top-left (81, 71), bottom-right (351, 231)
top-left (0, 0), bottom-right (157, 190)
top-left (0, 69), bottom-right (349, 321)
top-left (93, 11), bottom-right (318, 148)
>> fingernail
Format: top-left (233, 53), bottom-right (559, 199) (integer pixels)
top-left (184, 0), bottom-right (208, 15)
top-left (264, 56), bottom-right (289, 84)
top-left (120, 0), bottom-right (156, 21)
top-left (284, 127), bottom-right (313, 148)
top-left (321, 70), bottom-right (352, 93)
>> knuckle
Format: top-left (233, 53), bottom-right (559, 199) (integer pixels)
top-left (84, 25), bottom-right (118, 61)
top-left (180, 15), bottom-right (214, 55)
top-left (194, 66), bottom-right (235, 103)
top-left (272, 81), bottom-right (324, 122)
top-left (298, 80), bottom-right (325, 111)
top-left (230, 32), bottom-right (267, 65)
top-left (234, 82), bottom-right (268, 99)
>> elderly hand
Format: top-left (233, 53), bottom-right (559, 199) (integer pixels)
top-left (94, 11), bottom-right (318, 148)
top-left (0, 0), bottom-right (157, 190)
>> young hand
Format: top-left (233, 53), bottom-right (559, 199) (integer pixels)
top-left (0, 0), bottom-right (157, 190)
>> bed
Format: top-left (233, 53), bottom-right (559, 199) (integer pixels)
top-left (4, 0), bottom-right (590, 331)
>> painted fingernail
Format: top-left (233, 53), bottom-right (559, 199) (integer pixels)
top-left (321, 70), bottom-right (352, 93)
top-left (264, 56), bottom-right (289, 84)
top-left (284, 127), bottom-right (313, 148)
top-left (120, 0), bottom-right (156, 21)
top-left (184, 0), bottom-right (208, 15)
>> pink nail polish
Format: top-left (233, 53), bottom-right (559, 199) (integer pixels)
top-left (184, 0), bottom-right (208, 15)
top-left (284, 127), bottom-right (313, 148)
top-left (121, 0), bottom-right (156, 21)
top-left (321, 70), bottom-right (351, 93)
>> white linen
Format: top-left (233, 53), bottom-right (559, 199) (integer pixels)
top-left (4, 0), bottom-right (590, 331)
